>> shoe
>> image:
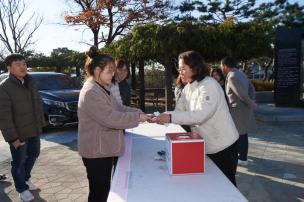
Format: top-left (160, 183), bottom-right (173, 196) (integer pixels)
top-left (157, 150), bottom-right (166, 156)
top-left (19, 190), bottom-right (34, 202)
top-left (0, 174), bottom-right (8, 181)
top-left (26, 180), bottom-right (38, 191)
top-left (238, 159), bottom-right (248, 166)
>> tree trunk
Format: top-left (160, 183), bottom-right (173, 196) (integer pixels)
top-left (138, 60), bottom-right (145, 112)
top-left (165, 62), bottom-right (174, 111)
top-left (76, 66), bottom-right (81, 77)
top-left (242, 61), bottom-right (247, 71)
top-left (263, 66), bottom-right (269, 81)
top-left (131, 63), bottom-right (137, 90)
top-left (56, 66), bottom-right (62, 73)
top-left (93, 30), bottom-right (99, 48)
top-left (263, 57), bottom-right (273, 81)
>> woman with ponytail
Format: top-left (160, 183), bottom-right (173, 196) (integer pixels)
top-left (78, 46), bottom-right (151, 202)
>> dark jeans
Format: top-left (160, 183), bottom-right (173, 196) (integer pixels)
top-left (9, 136), bottom-right (40, 193)
top-left (237, 134), bottom-right (248, 161)
top-left (207, 142), bottom-right (238, 186)
top-left (82, 157), bottom-right (118, 202)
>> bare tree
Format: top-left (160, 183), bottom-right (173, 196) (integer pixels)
top-left (64, 0), bottom-right (170, 47)
top-left (0, 0), bottom-right (43, 57)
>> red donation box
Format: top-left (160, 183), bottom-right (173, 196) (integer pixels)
top-left (165, 132), bottom-right (205, 175)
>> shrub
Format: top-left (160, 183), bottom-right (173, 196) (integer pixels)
top-left (251, 80), bottom-right (274, 91)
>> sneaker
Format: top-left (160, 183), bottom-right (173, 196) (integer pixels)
top-left (238, 159), bottom-right (248, 166)
top-left (157, 150), bottom-right (166, 156)
top-left (19, 190), bottom-right (34, 202)
top-left (26, 180), bottom-right (38, 191)
top-left (0, 174), bottom-right (8, 181)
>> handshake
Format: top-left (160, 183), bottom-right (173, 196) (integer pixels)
top-left (139, 112), bottom-right (171, 125)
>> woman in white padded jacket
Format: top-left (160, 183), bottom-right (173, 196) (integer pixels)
top-left (155, 51), bottom-right (239, 186)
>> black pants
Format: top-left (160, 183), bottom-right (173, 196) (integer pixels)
top-left (207, 142), bottom-right (238, 186)
top-left (82, 157), bottom-right (118, 202)
top-left (181, 125), bottom-right (191, 132)
top-left (237, 134), bottom-right (248, 161)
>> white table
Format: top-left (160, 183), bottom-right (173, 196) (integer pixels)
top-left (108, 123), bottom-right (247, 202)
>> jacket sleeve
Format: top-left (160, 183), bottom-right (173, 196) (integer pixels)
top-left (38, 91), bottom-right (47, 127)
top-left (81, 88), bottom-right (140, 130)
top-left (31, 80), bottom-right (47, 127)
top-left (228, 75), bottom-right (253, 107)
top-left (170, 84), bottom-right (218, 126)
top-left (0, 87), bottom-right (19, 142)
top-left (113, 96), bottom-right (142, 113)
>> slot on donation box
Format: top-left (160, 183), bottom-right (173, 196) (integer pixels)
top-left (165, 132), bottom-right (205, 175)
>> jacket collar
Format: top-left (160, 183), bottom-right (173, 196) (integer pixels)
top-left (226, 68), bottom-right (237, 80)
top-left (188, 80), bottom-right (199, 89)
top-left (187, 76), bottom-right (210, 90)
top-left (89, 79), bottom-right (111, 95)
top-left (9, 73), bottom-right (24, 85)
top-left (9, 73), bottom-right (32, 87)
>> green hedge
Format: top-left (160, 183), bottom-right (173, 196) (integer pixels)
top-left (251, 80), bottom-right (274, 91)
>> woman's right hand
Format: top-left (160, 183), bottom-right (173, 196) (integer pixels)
top-left (139, 113), bottom-right (153, 122)
top-left (12, 139), bottom-right (21, 149)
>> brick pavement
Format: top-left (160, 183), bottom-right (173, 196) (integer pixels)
top-left (0, 121), bottom-right (303, 202)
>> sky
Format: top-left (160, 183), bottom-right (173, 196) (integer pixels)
top-left (24, 0), bottom-right (303, 55)
top-left (26, 0), bottom-right (90, 55)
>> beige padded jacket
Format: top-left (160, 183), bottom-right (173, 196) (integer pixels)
top-left (77, 79), bottom-right (140, 158)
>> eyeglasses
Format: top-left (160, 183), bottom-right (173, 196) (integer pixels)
top-left (178, 68), bottom-right (186, 72)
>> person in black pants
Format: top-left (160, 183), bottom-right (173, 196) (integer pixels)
top-left (82, 157), bottom-right (118, 202)
top-left (154, 51), bottom-right (239, 186)
top-left (78, 46), bottom-right (151, 202)
top-left (207, 142), bottom-right (238, 186)
top-left (221, 56), bottom-right (257, 166)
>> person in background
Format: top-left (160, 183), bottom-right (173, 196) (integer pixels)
top-left (78, 46), bottom-right (151, 202)
top-left (115, 60), bottom-right (131, 106)
top-left (154, 51), bottom-right (239, 186)
top-left (210, 67), bottom-right (228, 103)
top-left (110, 78), bottom-right (123, 105)
top-left (0, 53), bottom-right (45, 202)
top-left (221, 56), bottom-right (257, 166)
top-left (210, 68), bottom-right (225, 89)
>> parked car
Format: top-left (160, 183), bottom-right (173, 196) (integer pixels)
top-left (0, 72), bottom-right (80, 127)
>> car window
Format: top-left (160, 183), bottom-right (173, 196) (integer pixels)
top-left (0, 74), bottom-right (8, 83)
top-left (33, 74), bottom-right (79, 90)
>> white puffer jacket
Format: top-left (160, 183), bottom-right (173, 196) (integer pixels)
top-left (169, 76), bottom-right (239, 154)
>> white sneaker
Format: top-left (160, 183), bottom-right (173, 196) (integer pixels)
top-left (238, 159), bottom-right (248, 166)
top-left (19, 190), bottom-right (34, 202)
top-left (26, 180), bottom-right (38, 191)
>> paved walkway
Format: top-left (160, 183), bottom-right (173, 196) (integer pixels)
top-left (0, 114), bottom-right (304, 201)
top-left (255, 103), bottom-right (304, 123)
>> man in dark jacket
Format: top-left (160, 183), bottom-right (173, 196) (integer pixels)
top-left (0, 54), bottom-right (45, 202)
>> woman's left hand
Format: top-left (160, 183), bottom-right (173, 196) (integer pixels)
top-left (155, 113), bottom-right (170, 125)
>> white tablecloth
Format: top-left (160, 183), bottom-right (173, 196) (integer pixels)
top-left (108, 123), bottom-right (247, 202)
